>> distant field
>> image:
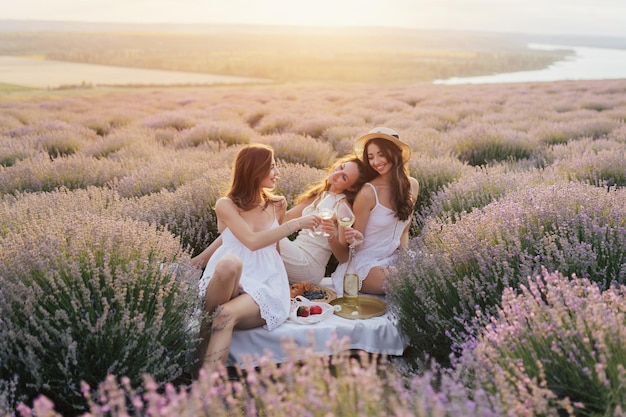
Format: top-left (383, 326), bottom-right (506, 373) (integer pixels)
top-left (0, 56), bottom-right (270, 89)
top-left (0, 27), bottom-right (568, 86)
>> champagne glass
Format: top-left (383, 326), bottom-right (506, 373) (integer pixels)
top-left (335, 201), bottom-right (362, 248)
top-left (316, 192), bottom-right (336, 237)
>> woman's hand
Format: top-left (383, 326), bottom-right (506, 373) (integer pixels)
top-left (190, 256), bottom-right (206, 270)
top-left (344, 228), bottom-right (364, 247)
top-left (320, 218), bottom-right (337, 240)
top-left (296, 214), bottom-right (321, 232)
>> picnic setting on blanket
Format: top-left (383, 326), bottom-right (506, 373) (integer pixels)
top-left (226, 278), bottom-right (408, 368)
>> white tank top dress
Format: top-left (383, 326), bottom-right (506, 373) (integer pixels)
top-left (331, 183), bottom-right (410, 296)
top-left (198, 209), bottom-right (290, 331)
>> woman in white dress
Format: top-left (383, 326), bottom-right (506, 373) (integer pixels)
top-left (279, 155), bottom-right (365, 283)
top-left (195, 144), bottom-right (319, 375)
top-left (332, 127), bottom-right (420, 296)
top-left (192, 155), bottom-right (366, 284)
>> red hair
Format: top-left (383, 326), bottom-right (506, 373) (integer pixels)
top-left (227, 144), bottom-right (282, 211)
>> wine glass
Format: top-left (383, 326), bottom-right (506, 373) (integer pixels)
top-left (335, 201), bottom-right (362, 248)
top-left (315, 192), bottom-right (336, 237)
top-left (302, 191), bottom-right (329, 237)
top-left (335, 200), bottom-right (355, 228)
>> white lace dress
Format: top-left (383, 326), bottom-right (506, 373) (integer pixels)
top-left (198, 218), bottom-right (290, 331)
top-left (331, 183), bottom-right (410, 296)
top-left (279, 193), bottom-right (346, 284)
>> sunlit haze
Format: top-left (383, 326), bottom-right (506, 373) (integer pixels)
top-left (3, 0), bottom-right (626, 37)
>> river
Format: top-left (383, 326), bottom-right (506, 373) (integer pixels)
top-left (433, 43), bottom-right (626, 85)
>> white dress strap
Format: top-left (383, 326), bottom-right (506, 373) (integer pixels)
top-left (365, 182), bottom-right (380, 205)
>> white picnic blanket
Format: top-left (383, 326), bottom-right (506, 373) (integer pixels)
top-left (226, 278), bottom-right (408, 368)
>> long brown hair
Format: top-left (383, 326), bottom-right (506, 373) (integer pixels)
top-left (362, 138), bottom-right (413, 221)
top-left (227, 144), bottom-right (282, 211)
top-left (295, 155), bottom-right (366, 205)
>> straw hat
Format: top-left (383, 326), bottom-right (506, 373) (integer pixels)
top-left (353, 127), bottom-right (411, 163)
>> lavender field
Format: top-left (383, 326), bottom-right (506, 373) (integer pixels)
top-left (1, 79), bottom-right (625, 416)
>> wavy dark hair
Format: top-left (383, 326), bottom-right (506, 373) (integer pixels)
top-left (295, 155), bottom-right (366, 205)
top-left (361, 137), bottom-right (413, 221)
top-left (227, 144), bottom-right (284, 211)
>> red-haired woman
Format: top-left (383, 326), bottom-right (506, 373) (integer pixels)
top-left (195, 144), bottom-right (319, 375)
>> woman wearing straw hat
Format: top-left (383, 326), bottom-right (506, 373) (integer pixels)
top-left (331, 127), bottom-right (419, 296)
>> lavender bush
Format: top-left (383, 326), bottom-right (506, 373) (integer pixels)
top-left (81, 126), bottom-right (156, 159)
top-left (258, 133), bottom-right (337, 169)
top-left (388, 182), bottom-right (626, 364)
top-left (16, 337), bottom-right (503, 417)
top-left (77, 108), bottom-right (138, 136)
top-left (417, 165), bottom-right (551, 228)
top-left (0, 136), bottom-right (40, 168)
top-left (461, 270), bottom-right (626, 416)
top-left (8, 120), bottom-right (98, 159)
top-left (140, 109), bottom-right (197, 131)
top-left (173, 120), bottom-right (255, 148)
top-left (551, 139), bottom-right (626, 189)
top-left (0, 153), bottom-right (126, 195)
top-left (124, 172), bottom-right (229, 256)
top-left (111, 148), bottom-right (218, 198)
top-left (450, 124), bottom-right (537, 166)
top-left (0, 209), bottom-right (201, 415)
top-left (274, 161), bottom-right (326, 207)
top-left (407, 154), bottom-right (470, 216)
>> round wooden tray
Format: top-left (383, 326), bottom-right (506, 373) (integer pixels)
top-left (330, 296), bottom-right (387, 319)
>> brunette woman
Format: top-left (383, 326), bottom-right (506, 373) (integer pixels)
top-left (331, 127), bottom-right (419, 295)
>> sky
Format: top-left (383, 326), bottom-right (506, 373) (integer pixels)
top-left (3, 0), bottom-right (626, 38)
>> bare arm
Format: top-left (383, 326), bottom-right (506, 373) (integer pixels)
top-left (285, 196), bottom-right (315, 221)
top-left (216, 197), bottom-right (319, 252)
top-left (190, 235), bottom-right (223, 269)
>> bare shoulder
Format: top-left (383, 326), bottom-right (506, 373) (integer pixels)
top-left (360, 182), bottom-right (376, 196)
top-left (215, 196), bottom-right (234, 206)
top-left (215, 197), bottom-right (237, 213)
top-left (354, 182), bottom-right (376, 207)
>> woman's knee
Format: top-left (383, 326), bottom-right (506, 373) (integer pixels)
top-left (214, 254), bottom-right (242, 279)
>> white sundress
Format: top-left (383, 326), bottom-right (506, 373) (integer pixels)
top-left (331, 183), bottom-right (410, 296)
top-left (198, 217), bottom-right (290, 331)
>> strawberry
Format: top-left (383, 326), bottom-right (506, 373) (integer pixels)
top-left (296, 306), bottom-right (310, 317)
top-left (310, 305), bottom-right (323, 315)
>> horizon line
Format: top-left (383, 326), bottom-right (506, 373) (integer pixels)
top-left (1, 18), bottom-right (625, 40)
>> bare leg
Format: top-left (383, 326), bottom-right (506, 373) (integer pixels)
top-left (360, 265), bottom-right (395, 295)
top-left (193, 254), bottom-right (242, 377)
top-left (202, 293), bottom-right (265, 373)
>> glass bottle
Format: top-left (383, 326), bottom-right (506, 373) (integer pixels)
top-left (343, 246), bottom-right (359, 308)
